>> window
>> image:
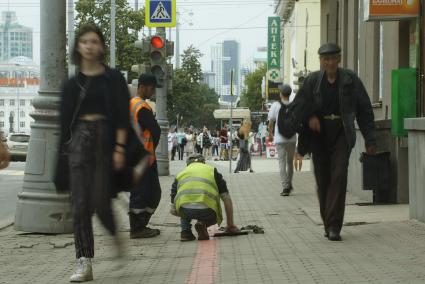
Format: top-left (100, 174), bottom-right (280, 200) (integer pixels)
top-left (0, 111), bottom-right (3, 117)
top-left (0, 122), bottom-right (4, 127)
top-left (0, 99), bottom-right (3, 106)
top-left (10, 99), bottom-right (15, 106)
top-left (20, 122), bottom-right (25, 128)
top-left (20, 99), bottom-right (25, 106)
top-left (20, 111), bottom-right (25, 117)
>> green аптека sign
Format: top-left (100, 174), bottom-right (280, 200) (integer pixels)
top-left (268, 17), bottom-right (281, 70)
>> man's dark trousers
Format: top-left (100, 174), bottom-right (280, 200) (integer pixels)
top-left (310, 120), bottom-right (351, 234)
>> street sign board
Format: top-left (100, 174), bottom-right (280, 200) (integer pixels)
top-left (145, 0), bottom-right (176, 27)
top-left (266, 68), bottom-right (281, 83)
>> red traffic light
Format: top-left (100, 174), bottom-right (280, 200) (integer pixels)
top-left (151, 36), bottom-right (165, 49)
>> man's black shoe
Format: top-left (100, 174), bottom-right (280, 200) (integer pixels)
top-left (280, 186), bottom-right (293, 196)
top-left (328, 230), bottom-right (342, 241)
top-left (324, 231), bottom-right (329, 238)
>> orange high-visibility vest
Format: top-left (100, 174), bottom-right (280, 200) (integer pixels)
top-left (130, 97), bottom-right (155, 163)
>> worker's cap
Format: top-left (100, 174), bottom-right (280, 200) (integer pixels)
top-left (186, 154), bottom-right (206, 165)
top-left (138, 74), bottom-right (158, 87)
top-left (278, 84), bottom-right (292, 96)
top-left (318, 43), bottom-right (341, 55)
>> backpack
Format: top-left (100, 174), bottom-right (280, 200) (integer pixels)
top-left (277, 102), bottom-right (298, 139)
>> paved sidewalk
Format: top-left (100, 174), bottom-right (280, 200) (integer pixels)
top-left (1, 158), bottom-right (425, 284)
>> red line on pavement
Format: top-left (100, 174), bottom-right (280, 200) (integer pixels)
top-left (186, 238), bottom-right (218, 284)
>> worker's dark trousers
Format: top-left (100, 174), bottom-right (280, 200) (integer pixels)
top-left (68, 120), bottom-right (116, 259)
top-left (310, 120), bottom-right (351, 234)
top-left (129, 162), bottom-right (162, 212)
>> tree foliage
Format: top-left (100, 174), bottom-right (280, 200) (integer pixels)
top-left (239, 64), bottom-right (266, 111)
top-left (75, 0), bottom-right (145, 81)
top-left (168, 46), bottom-right (219, 130)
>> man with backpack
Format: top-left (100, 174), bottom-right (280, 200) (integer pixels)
top-left (268, 84), bottom-right (296, 196)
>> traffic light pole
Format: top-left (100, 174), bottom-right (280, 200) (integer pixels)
top-left (155, 27), bottom-right (170, 176)
top-left (15, 0), bottom-right (72, 233)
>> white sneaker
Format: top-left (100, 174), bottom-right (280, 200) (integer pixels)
top-left (70, 257), bottom-right (93, 282)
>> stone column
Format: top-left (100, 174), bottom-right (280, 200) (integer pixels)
top-left (14, 0), bottom-right (72, 233)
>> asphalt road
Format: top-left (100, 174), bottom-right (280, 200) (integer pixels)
top-left (0, 162), bottom-right (25, 227)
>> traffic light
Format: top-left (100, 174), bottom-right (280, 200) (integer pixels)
top-left (149, 35), bottom-right (166, 87)
top-left (133, 36), bottom-right (174, 88)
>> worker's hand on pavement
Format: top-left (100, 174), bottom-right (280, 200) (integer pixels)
top-left (293, 153), bottom-right (303, 171)
top-left (226, 224), bottom-right (239, 233)
top-left (366, 145), bottom-right (377, 155)
top-left (0, 143), bottom-right (10, 170)
top-left (308, 115), bottom-right (321, 133)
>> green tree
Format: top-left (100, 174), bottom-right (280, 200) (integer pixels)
top-left (240, 64), bottom-right (266, 111)
top-left (75, 0), bottom-right (145, 81)
top-left (168, 46), bottom-right (219, 129)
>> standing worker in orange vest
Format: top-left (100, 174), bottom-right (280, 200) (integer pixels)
top-left (129, 74), bottom-right (162, 238)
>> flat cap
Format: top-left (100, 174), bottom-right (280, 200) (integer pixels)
top-left (278, 84), bottom-right (292, 96)
top-left (318, 43), bottom-right (341, 55)
top-left (138, 74), bottom-right (157, 87)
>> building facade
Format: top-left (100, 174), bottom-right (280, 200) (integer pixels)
top-left (0, 11), bottom-right (33, 61)
top-left (0, 57), bottom-right (39, 136)
top-left (276, 0), bottom-right (425, 223)
top-left (275, 0), bottom-right (321, 94)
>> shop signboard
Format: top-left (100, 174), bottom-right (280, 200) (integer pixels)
top-left (267, 17), bottom-right (281, 101)
top-left (364, 0), bottom-right (419, 21)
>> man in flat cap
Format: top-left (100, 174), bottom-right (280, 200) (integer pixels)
top-left (268, 84), bottom-right (297, 196)
top-left (292, 43), bottom-right (377, 241)
top-left (128, 74), bottom-right (162, 238)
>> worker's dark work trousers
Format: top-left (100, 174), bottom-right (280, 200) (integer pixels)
top-left (129, 162), bottom-right (162, 212)
top-left (67, 120), bottom-right (116, 259)
top-left (310, 119), bottom-right (351, 234)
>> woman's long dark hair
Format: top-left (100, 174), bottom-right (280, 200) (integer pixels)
top-left (71, 23), bottom-right (106, 66)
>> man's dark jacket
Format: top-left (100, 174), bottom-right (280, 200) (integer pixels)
top-left (290, 68), bottom-right (376, 156)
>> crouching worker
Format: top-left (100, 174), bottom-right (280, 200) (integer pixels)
top-left (170, 154), bottom-right (239, 241)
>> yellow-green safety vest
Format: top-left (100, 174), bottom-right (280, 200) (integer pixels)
top-left (175, 163), bottom-right (223, 225)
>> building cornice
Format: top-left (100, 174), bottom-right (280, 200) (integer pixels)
top-left (275, 0), bottom-right (296, 24)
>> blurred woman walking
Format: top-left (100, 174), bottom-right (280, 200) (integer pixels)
top-left (56, 24), bottom-right (130, 282)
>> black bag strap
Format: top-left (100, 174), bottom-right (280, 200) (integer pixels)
top-left (64, 77), bottom-right (91, 145)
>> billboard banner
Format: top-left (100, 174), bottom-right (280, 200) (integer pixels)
top-left (364, 0), bottom-right (419, 21)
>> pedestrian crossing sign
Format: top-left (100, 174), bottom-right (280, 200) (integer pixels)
top-left (146, 0), bottom-right (176, 27)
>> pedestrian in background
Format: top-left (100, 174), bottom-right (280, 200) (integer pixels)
top-left (0, 133), bottom-right (10, 170)
top-left (185, 130), bottom-right (195, 157)
top-left (129, 74), bottom-right (162, 239)
top-left (268, 84), bottom-right (296, 196)
top-left (219, 123), bottom-right (229, 160)
top-left (293, 43), bottom-right (377, 241)
top-left (57, 24), bottom-right (129, 282)
top-left (176, 128), bottom-right (186, 160)
top-left (234, 119), bottom-right (254, 173)
top-left (201, 127), bottom-right (212, 160)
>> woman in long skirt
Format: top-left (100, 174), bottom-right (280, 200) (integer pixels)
top-left (234, 120), bottom-right (254, 173)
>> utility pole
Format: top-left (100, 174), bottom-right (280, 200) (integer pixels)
top-left (67, 0), bottom-right (75, 77)
top-left (175, 12), bottom-right (180, 68)
top-left (155, 27), bottom-right (170, 176)
top-left (15, 0), bottom-right (71, 233)
top-left (229, 69), bottom-right (234, 173)
top-left (110, 0), bottom-right (116, 68)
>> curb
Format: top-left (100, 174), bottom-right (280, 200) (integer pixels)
top-left (0, 215), bottom-right (14, 230)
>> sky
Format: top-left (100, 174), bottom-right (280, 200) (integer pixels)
top-left (0, 0), bottom-right (275, 71)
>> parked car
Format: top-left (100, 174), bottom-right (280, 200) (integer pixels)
top-left (6, 133), bottom-right (30, 161)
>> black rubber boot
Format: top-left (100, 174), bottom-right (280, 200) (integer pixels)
top-left (129, 212), bottom-right (160, 239)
